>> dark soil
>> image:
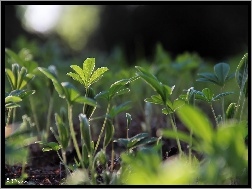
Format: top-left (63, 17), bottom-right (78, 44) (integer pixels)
top-left (5, 114), bottom-right (194, 186)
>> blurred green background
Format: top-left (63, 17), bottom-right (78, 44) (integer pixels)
top-left (4, 4), bottom-right (249, 139)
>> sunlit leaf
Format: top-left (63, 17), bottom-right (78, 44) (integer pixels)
top-left (67, 72), bottom-right (84, 85)
top-left (89, 67), bottom-right (109, 86)
top-left (83, 58), bottom-right (95, 86)
top-left (176, 104), bottom-right (213, 143)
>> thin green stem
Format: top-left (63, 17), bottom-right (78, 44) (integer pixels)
top-left (89, 115), bottom-right (106, 122)
top-left (239, 97), bottom-right (246, 121)
top-left (221, 87), bottom-right (225, 123)
top-left (58, 149), bottom-right (72, 176)
top-left (28, 85), bottom-right (40, 139)
top-left (90, 155), bottom-right (96, 184)
top-left (210, 103), bottom-right (218, 127)
top-left (68, 104), bottom-right (84, 168)
top-left (46, 95), bottom-right (54, 140)
top-left (12, 108), bottom-right (16, 125)
top-left (6, 108), bottom-right (13, 127)
top-left (167, 108), bottom-right (182, 157)
top-left (95, 103), bottom-right (111, 154)
top-left (189, 129), bottom-right (193, 164)
top-left (83, 88), bottom-right (88, 114)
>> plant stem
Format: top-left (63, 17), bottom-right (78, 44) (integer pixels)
top-left (221, 87), bottom-right (225, 123)
top-left (95, 103), bottom-right (111, 154)
top-left (239, 97), bottom-right (246, 121)
top-left (167, 108), bottom-right (182, 157)
top-left (46, 95), bottom-right (54, 140)
top-left (68, 104), bottom-right (84, 168)
top-left (58, 149), bottom-right (71, 176)
top-left (189, 129), bottom-right (193, 164)
top-left (28, 85), bottom-right (40, 139)
top-left (6, 108), bottom-right (13, 127)
top-left (210, 103), bottom-right (218, 127)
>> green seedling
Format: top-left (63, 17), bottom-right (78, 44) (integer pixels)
top-left (114, 133), bottom-right (158, 153)
top-left (159, 104), bottom-right (248, 184)
top-left (135, 66), bottom-right (183, 157)
top-left (94, 76), bottom-right (137, 153)
top-left (188, 87), bottom-right (234, 126)
top-left (235, 53), bottom-right (248, 120)
top-left (5, 63), bottom-right (35, 127)
top-left (38, 66), bottom-right (97, 169)
top-left (5, 49), bottom-right (41, 138)
top-left (197, 62), bottom-right (235, 122)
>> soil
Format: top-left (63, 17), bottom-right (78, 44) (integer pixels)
top-left (4, 142), bottom-right (180, 185)
top-left (5, 114), bottom-right (192, 186)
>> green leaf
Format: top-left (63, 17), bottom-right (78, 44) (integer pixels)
top-left (94, 91), bottom-right (109, 101)
top-left (83, 58), bottom-right (95, 87)
top-left (79, 114), bottom-right (92, 153)
top-left (213, 92), bottom-right (234, 101)
top-left (162, 107), bottom-right (173, 115)
top-left (5, 49), bottom-right (24, 66)
top-left (17, 67), bottom-right (27, 89)
top-left (114, 138), bottom-right (129, 148)
top-left (172, 99), bottom-right (185, 111)
top-left (67, 72), bottom-right (84, 86)
top-left (214, 63), bottom-right (230, 86)
top-left (35, 141), bottom-right (62, 152)
top-left (19, 73), bottom-right (35, 89)
top-left (104, 120), bottom-right (115, 148)
top-left (5, 68), bottom-right (16, 90)
top-left (135, 66), bottom-right (163, 97)
top-left (61, 82), bottom-right (97, 106)
top-left (38, 67), bottom-right (65, 98)
top-left (131, 137), bottom-right (158, 149)
top-left (235, 53), bottom-right (248, 97)
top-left (113, 88), bottom-right (130, 97)
top-left (55, 113), bottom-right (69, 150)
top-left (70, 65), bottom-right (85, 83)
top-left (108, 79), bottom-right (132, 100)
top-left (5, 103), bottom-right (21, 109)
top-left (74, 96), bottom-right (98, 107)
top-left (8, 89), bottom-right (35, 99)
top-left (89, 67), bottom-right (109, 86)
top-left (226, 103), bottom-right (237, 119)
top-left (109, 101), bottom-right (131, 119)
top-left (127, 133), bottom-right (149, 149)
top-left (196, 73), bottom-right (219, 85)
top-left (202, 88), bottom-right (214, 102)
top-left (82, 144), bottom-right (89, 168)
top-left (5, 96), bottom-right (22, 104)
top-left (176, 104), bottom-right (213, 143)
top-left (144, 94), bottom-right (163, 105)
top-left (158, 129), bottom-right (199, 149)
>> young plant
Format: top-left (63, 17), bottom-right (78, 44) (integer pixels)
top-left (5, 63), bottom-right (35, 127)
top-left (187, 88), bottom-right (234, 126)
top-left (135, 66), bottom-right (184, 157)
top-left (38, 65), bottom-right (97, 169)
top-left (159, 104), bottom-right (248, 184)
top-left (94, 76), bottom-right (138, 153)
top-left (6, 49), bottom-right (40, 136)
top-left (196, 62), bottom-right (235, 123)
top-left (234, 53), bottom-right (248, 121)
